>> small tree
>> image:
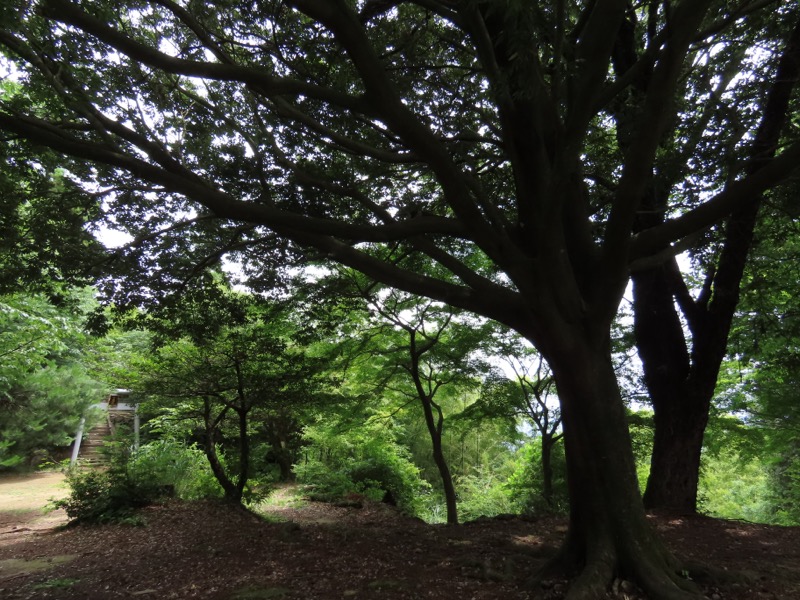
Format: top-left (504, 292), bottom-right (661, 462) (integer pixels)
top-left (131, 285), bottom-right (334, 503)
top-left (316, 273), bottom-right (489, 525)
top-left (464, 334), bottom-right (564, 508)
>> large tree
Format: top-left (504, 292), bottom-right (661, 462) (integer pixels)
top-left (626, 14), bottom-right (800, 512)
top-left (2, 1), bottom-right (800, 597)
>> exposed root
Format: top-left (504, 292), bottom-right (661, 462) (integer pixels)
top-left (563, 552), bottom-right (615, 600)
top-left (525, 540), bottom-right (709, 600)
top-left (631, 555), bottom-right (704, 600)
top-left (523, 542), bottom-right (572, 591)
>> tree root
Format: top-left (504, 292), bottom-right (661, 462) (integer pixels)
top-left (524, 543), bottom-right (710, 600)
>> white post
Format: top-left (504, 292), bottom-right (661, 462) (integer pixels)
top-left (133, 409), bottom-right (140, 451)
top-left (70, 417), bottom-right (86, 466)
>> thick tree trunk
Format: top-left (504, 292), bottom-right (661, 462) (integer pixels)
top-left (537, 336), bottom-right (702, 600)
top-left (636, 19), bottom-right (800, 512)
top-left (633, 220), bottom-right (752, 513)
top-left (644, 387), bottom-right (709, 511)
top-left (632, 263), bottom-right (701, 512)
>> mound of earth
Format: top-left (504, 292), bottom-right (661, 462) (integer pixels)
top-left (0, 491), bottom-right (798, 599)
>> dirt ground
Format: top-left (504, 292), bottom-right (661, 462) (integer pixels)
top-left (0, 472), bottom-right (69, 533)
top-left (0, 474), bottom-right (798, 599)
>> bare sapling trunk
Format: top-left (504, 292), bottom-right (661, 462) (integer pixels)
top-left (419, 394), bottom-right (459, 525)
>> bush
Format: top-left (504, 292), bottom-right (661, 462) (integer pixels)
top-left (52, 468), bottom-right (152, 525)
top-left (54, 438), bottom-right (224, 524)
top-left (127, 439), bottom-right (222, 501)
top-left (295, 423), bottom-right (429, 514)
top-left (457, 467), bottom-right (517, 521)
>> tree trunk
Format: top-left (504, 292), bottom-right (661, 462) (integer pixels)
top-left (235, 406), bottom-right (250, 500)
top-left (269, 437), bottom-right (296, 482)
top-left (541, 433), bottom-right (555, 507)
top-left (643, 386), bottom-right (709, 511)
top-left (204, 429), bottom-right (241, 503)
top-left (632, 262), bottom-right (699, 512)
top-left (202, 398), bottom-right (241, 503)
top-left (420, 395), bottom-right (459, 525)
top-left (636, 18), bottom-right (800, 512)
top-left (406, 329), bottom-right (459, 525)
top-left (537, 335), bottom-right (702, 600)
top-left (634, 208), bottom-right (759, 513)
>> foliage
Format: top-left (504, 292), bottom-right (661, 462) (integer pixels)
top-left (627, 410), bottom-right (655, 494)
top-left (767, 445), bottom-right (800, 525)
top-left (461, 337), bottom-right (564, 507)
top-left (53, 468), bottom-right (150, 525)
top-left (127, 282), bottom-right (337, 503)
top-left (54, 438), bottom-right (156, 526)
top-left (0, 291), bottom-right (105, 470)
top-left (698, 448), bottom-right (775, 524)
top-left (505, 441), bottom-right (569, 515)
top-left (0, 119), bottom-right (104, 295)
top-left (295, 421), bottom-right (429, 515)
top-left (127, 439), bottom-right (223, 501)
top-left (0, 365), bottom-right (103, 469)
top-left (55, 433), bottom-right (225, 524)
top-left (456, 465), bottom-right (518, 523)
top-left (724, 210), bottom-right (800, 525)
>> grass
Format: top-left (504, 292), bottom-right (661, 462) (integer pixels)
top-left (255, 484), bottom-right (307, 511)
top-left (32, 577), bottom-right (81, 590)
top-left (0, 472), bottom-right (68, 511)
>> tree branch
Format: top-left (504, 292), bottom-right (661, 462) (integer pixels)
top-left (39, 0), bottom-right (371, 113)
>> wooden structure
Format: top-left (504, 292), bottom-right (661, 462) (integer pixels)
top-left (70, 390), bottom-right (140, 467)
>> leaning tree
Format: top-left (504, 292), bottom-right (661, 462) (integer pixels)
top-left (2, 1), bottom-right (800, 597)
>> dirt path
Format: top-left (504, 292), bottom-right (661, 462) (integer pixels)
top-left (0, 472), bottom-right (69, 534)
top-left (0, 478), bottom-right (798, 599)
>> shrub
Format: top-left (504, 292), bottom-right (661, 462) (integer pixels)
top-left (53, 467), bottom-right (153, 525)
top-left (54, 438), bottom-right (224, 524)
top-left (505, 441), bottom-right (568, 514)
top-left (127, 439), bottom-right (222, 501)
top-left (295, 424), bottom-right (429, 514)
top-left (457, 467), bottom-right (517, 521)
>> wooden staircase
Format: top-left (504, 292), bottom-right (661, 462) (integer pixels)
top-left (77, 421), bottom-right (112, 467)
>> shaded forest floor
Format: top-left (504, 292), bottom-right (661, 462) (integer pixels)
top-left (1, 476), bottom-right (799, 599)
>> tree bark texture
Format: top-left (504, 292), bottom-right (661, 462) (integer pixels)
top-left (536, 333), bottom-right (700, 600)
